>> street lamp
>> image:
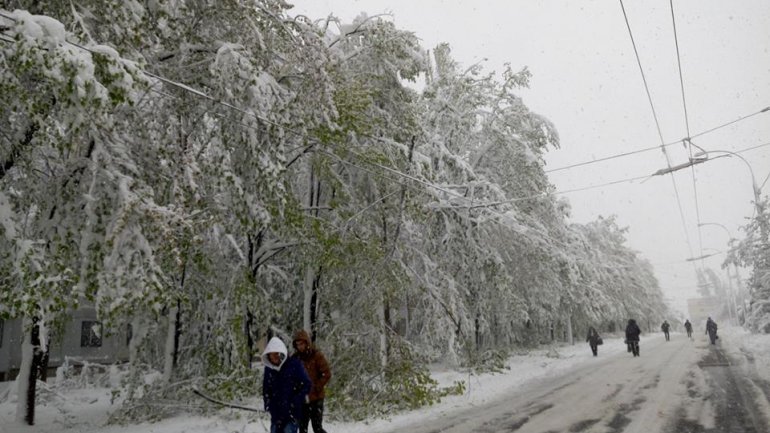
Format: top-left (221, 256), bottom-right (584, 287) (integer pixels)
top-left (653, 149), bottom-right (761, 211)
top-left (653, 148), bottom-right (767, 241)
top-left (654, 145), bottom-right (769, 327)
top-left (694, 150), bottom-right (762, 209)
top-left (698, 222), bottom-right (734, 241)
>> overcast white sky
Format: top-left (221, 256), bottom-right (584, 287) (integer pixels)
top-left (289, 0), bottom-right (770, 317)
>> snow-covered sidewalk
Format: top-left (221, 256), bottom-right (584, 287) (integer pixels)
top-left (0, 335), bottom-right (643, 433)
top-left (7, 329), bottom-right (769, 433)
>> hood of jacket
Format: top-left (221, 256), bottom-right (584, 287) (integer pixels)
top-left (262, 337), bottom-right (288, 371)
top-left (292, 329), bottom-right (315, 355)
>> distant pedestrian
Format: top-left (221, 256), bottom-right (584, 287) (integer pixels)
top-left (586, 326), bottom-right (602, 356)
top-left (292, 330), bottom-right (332, 433)
top-left (684, 320), bottom-right (693, 339)
top-left (705, 317), bottom-right (718, 345)
top-left (625, 319), bottom-right (641, 357)
top-left (263, 336), bottom-right (311, 433)
top-left (661, 320), bottom-right (671, 341)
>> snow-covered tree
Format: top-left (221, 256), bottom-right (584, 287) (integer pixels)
top-left (727, 197), bottom-right (770, 332)
top-left (1, 4), bottom-right (673, 423)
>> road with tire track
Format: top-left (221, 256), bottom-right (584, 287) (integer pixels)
top-left (383, 333), bottom-right (770, 433)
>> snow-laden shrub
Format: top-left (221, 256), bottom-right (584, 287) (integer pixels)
top-left (326, 337), bottom-right (464, 420)
top-left (463, 348), bottom-right (510, 373)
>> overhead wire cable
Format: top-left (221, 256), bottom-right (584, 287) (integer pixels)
top-left (619, 0), bottom-right (697, 270)
top-left (545, 105), bottom-right (770, 174)
top-left (545, 143), bottom-right (672, 173)
top-left (687, 139), bottom-right (706, 264)
top-left (468, 174), bottom-right (651, 209)
top-left (735, 140), bottom-right (770, 154)
top-left (669, 0), bottom-right (705, 266)
top-left (688, 107), bottom-right (770, 141)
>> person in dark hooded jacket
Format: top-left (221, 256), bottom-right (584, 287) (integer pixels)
top-left (706, 317), bottom-right (718, 344)
top-left (292, 329), bottom-right (332, 433)
top-left (661, 320), bottom-right (671, 341)
top-left (586, 326), bottom-right (602, 356)
top-left (263, 336), bottom-right (311, 433)
top-left (684, 319), bottom-right (693, 339)
top-left (625, 319), bottom-right (641, 357)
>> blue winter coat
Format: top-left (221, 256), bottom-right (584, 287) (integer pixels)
top-left (263, 356), bottom-right (311, 423)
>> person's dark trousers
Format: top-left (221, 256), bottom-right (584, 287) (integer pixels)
top-left (664, 331), bottom-right (670, 341)
top-left (590, 344), bottom-right (597, 356)
top-left (300, 399), bottom-right (328, 433)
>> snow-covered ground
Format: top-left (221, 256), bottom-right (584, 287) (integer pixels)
top-left (0, 336), bottom-right (626, 433)
top-left (1, 330), bottom-right (769, 433)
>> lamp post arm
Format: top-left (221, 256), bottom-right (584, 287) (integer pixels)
top-left (706, 150), bottom-right (760, 201)
top-left (698, 222), bottom-right (733, 241)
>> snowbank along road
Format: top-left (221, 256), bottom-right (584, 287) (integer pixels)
top-left (386, 334), bottom-right (770, 433)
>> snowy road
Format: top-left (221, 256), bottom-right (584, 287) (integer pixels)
top-left (384, 334), bottom-right (770, 433)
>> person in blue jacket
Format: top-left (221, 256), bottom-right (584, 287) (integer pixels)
top-left (262, 336), bottom-right (311, 433)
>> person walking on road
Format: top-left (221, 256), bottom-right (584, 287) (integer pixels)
top-left (684, 319), bottom-right (693, 339)
top-left (661, 320), bottom-right (671, 341)
top-left (625, 319), bottom-right (642, 357)
top-left (706, 317), bottom-right (718, 345)
top-left (263, 336), bottom-right (311, 433)
top-left (586, 326), bottom-right (602, 357)
top-left (292, 330), bottom-right (332, 433)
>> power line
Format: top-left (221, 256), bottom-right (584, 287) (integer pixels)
top-left (618, 1), bottom-right (666, 145)
top-left (618, 0), bottom-right (697, 269)
top-left (687, 141), bottom-right (705, 262)
top-left (545, 143), bottom-right (671, 173)
top-left (669, 0), bottom-right (705, 266)
top-left (468, 174), bottom-right (651, 209)
top-left (545, 106), bottom-right (770, 174)
top-left (669, 0), bottom-right (691, 139)
top-left (735, 140), bottom-right (770, 155)
top-left (688, 107), bottom-right (770, 141)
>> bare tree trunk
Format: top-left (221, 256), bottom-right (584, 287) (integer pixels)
top-left (309, 271), bottom-right (321, 341)
top-left (162, 304), bottom-right (179, 383)
top-left (127, 317), bottom-right (148, 402)
top-left (303, 163), bottom-right (323, 337)
top-left (164, 257), bottom-right (187, 383)
top-left (379, 298), bottom-right (388, 371)
top-left (15, 316), bottom-right (45, 425)
top-left (245, 309), bottom-right (254, 365)
top-left (15, 317), bottom-right (33, 424)
top-left (303, 265), bottom-right (316, 334)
